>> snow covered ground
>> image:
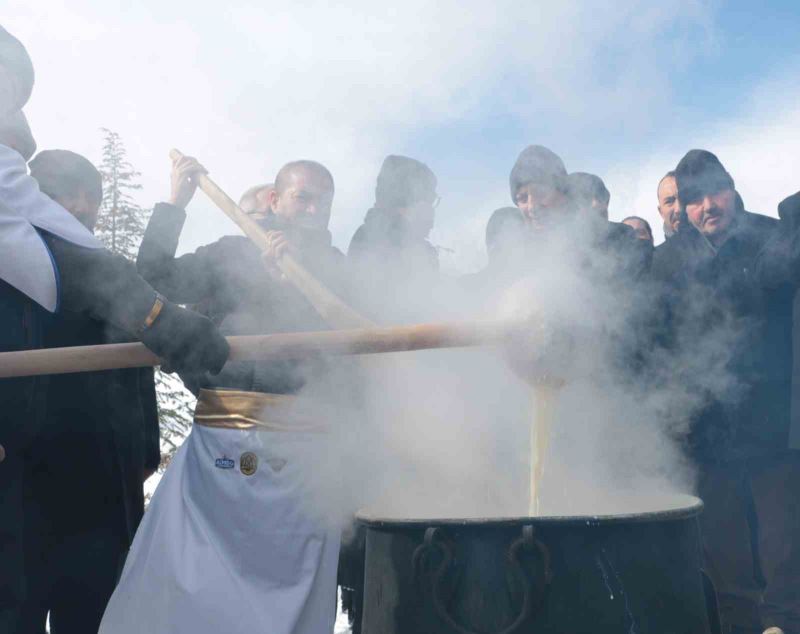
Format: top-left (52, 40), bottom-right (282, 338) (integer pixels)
top-left (334, 591), bottom-right (353, 633)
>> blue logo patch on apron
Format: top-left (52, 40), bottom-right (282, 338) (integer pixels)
top-left (215, 456), bottom-right (235, 469)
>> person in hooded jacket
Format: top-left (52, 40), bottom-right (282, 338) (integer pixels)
top-left (348, 155), bottom-right (440, 320)
top-left (567, 170), bottom-right (652, 278)
top-left (461, 206), bottom-right (529, 298)
top-left (651, 149), bottom-right (800, 634)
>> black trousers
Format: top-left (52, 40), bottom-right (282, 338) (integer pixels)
top-left (0, 454), bottom-right (25, 633)
top-left (17, 502), bottom-right (127, 634)
top-left (698, 453), bottom-right (800, 634)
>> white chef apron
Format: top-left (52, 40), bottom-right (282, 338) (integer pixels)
top-left (99, 389), bottom-right (341, 634)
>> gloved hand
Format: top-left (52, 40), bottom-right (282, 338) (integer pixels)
top-left (140, 300), bottom-right (229, 375)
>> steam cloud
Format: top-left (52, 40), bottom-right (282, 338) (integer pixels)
top-left (290, 213), bottom-right (744, 525)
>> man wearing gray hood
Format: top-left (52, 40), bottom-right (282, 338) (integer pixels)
top-left (348, 154), bottom-right (440, 320)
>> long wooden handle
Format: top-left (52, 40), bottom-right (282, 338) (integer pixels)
top-left (0, 322), bottom-right (508, 379)
top-left (170, 149), bottom-right (375, 329)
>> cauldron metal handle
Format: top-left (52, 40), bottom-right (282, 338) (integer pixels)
top-left (412, 525), bottom-right (551, 634)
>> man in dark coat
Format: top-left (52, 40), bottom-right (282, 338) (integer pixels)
top-left (458, 206), bottom-right (529, 308)
top-left (18, 150), bottom-right (161, 634)
top-left (138, 156), bottom-right (348, 358)
top-left (347, 155), bottom-right (439, 319)
top-left (652, 149), bottom-right (800, 634)
top-left (0, 280), bottom-right (47, 632)
top-left (99, 156), bottom-right (352, 634)
top-left (506, 147), bottom-right (649, 282)
top-left (349, 154), bottom-right (439, 270)
top-left (0, 26), bottom-right (229, 629)
top-left (568, 171), bottom-right (611, 220)
top-left (622, 215), bottom-right (655, 246)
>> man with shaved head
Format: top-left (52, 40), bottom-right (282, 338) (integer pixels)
top-left (657, 171), bottom-right (680, 238)
top-left (102, 156), bottom-right (349, 634)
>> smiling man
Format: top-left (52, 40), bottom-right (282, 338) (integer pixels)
top-left (509, 144), bottom-right (571, 231)
top-left (101, 155), bottom-right (349, 634)
top-left (652, 149), bottom-right (800, 634)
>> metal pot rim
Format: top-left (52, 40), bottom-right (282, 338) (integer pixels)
top-left (356, 494), bottom-right (703, 527)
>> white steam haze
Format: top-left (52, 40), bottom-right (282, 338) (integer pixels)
top-left (292, 208), bottom-right (745, 523)
top-left (4, 3), bottom-right (798, 516)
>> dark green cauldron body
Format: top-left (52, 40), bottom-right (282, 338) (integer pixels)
top-left (355, 496), bottom-right (717, 634)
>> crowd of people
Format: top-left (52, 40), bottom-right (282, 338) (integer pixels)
top-left (2, 23), bottom-right (800, 634)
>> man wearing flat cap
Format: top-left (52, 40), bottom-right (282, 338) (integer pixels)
top-left (652, 149), bottom-right (800, 634)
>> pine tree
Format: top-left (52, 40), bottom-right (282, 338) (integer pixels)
top-left (97, 128), bottom-right (195, 471)
top-left (154, 371), bottom-right (196, 469)
top-left (96, 128), bottom-right (146, 259)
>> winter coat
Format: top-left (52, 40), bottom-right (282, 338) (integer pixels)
top-left (137, 203), bottom-right (351, 396)
top-left (347, 207), bottom-right (441, 321)
top-left (0, 280), bottom-right (47, 616)
top-left (651, 209), bottom-right (796, 464)
top-left (348, 207), bottom-right (439, 274)
top-left (22, 311), bottom-right (160, 546)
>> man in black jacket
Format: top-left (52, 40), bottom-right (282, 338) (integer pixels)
top-left (506, 146), bottom-right (649, 282)
top-left (0, 25), bottom-right (229, 630)
top-left (0, 279), bottom-right (47, 632)
top-left (349, 155), bottom-right (439, 271)
top-left (17, 150), bottom-right (162, 634)
top-left (652, 149), bottom-right (800, 634)
top-left (347, 155), bottom-right (439, 320)
top-left (568, 171), bottom-right (610, 220)
top-left (99, 156), bottom-right (350, 633)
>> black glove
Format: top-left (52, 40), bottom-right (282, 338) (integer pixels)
top-left (140, 301), bottom-right (229, 376)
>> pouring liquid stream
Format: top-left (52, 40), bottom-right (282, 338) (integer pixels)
top-left (529, 383), bottom-right (559, 516)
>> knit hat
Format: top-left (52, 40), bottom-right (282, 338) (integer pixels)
top-left (375, 155), bottom-right (437, 209)
top-left (509, 145), bottom-right (568, 202)
top-left (29, 149), bottom-right (103, 205)
top-left (675, 149), bottom-right (735, 205)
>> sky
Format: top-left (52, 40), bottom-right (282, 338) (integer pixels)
top-left (5, 0), bottom-right (800, 272)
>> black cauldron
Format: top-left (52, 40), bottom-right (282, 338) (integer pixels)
top-left (356, 495), bottom-right (717, 634)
